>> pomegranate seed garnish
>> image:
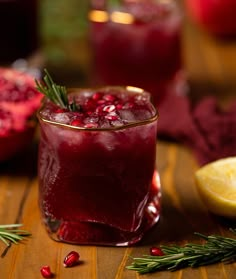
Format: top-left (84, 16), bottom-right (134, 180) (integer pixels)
top-left (97, 99), bottom-right (106, 105)
top-left (55, 108), bottom-right (66, 113)
top-left (103, 105), bottom-right (116, 113)
top-left (103, 94), bottom-right (116, 102)
top-left (92, 92), bottom-right (103, 100)
top-left (40, 266), bottom-right (53, 278)
top-left (150, 246), bottom-right (164, 256)
top-left (105, 113), bottom-right (119, 121)
top-left (71, 119), bottom-right (82, 126)
top-left (84, 123), bottom-right (98, 128)
top-left (63, 251), bottom-right (80, 267)
top-left (116, 103), bottom-right (123, 110)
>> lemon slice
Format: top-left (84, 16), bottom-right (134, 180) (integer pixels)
top-left (195, 157), bottom-right (236, 218)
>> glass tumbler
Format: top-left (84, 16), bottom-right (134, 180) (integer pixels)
top-left (37, 85), bottom-right (161, 246)
top-left (88, 0), bottom-right (186, 107)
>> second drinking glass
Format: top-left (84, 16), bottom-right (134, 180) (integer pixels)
top-left (88, 0), bottom-right (186, 107)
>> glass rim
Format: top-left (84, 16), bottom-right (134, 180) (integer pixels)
top-left (88, 0), bottom-right (181, 25)
top-left (37, 85), bottom-right (159, 132)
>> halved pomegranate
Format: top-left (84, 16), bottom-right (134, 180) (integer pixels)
top-left (0, 68), bottom-right (42, 161)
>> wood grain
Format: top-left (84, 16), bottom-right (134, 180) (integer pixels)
top-left (0, 142), bottom-right (235, 279)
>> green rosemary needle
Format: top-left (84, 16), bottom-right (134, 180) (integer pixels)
top-left (35, 69), bottom-right (81, 112)
top-left (127, 229), bottom-right (236, 274)
top-left (0, 224), bottom-right (31, 246)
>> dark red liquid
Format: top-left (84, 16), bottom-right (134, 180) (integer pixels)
top-left (0, 0), bottom-right (38, 63)
top-left (38, 87), bottom-right (160, 246)
top-left (89, 1), bottom-right (183, 106)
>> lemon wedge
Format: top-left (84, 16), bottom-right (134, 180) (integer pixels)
top-left (195, 157), bottom-right (236, 218)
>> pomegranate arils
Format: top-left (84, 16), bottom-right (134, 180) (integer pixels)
top-left (103, 94), bottom-right (116, 102)
top-left (92, 91), bottom-right (103, 100)
top-left (63, 251), bottom-right (80, 267)
top-left (97, 99), bottom-right (106, 105)
top-left (84, 123), bottom-right (98, 128)
top-left (40, 266), bottom-right (53, 278)
top-left (103, 104), bottom-right (116, 113)
top-left (42, 88), bottom-right (155, 129)
top-left (116, 103), bottom-right (123, 110)
top-left (71, 119), bottom-right (83, 127)
top-left (105, 113), bottom-right (119, 121)
top-left (55, 108), bottom-right (67, 113)
top-left (150, 246), bottom-right (164, 256)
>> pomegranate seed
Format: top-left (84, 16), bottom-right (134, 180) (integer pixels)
top-left (105, 113), bottom-right (119, 121)
top-left (84, 123), bottom-right (98, 128)
top-left (116, 103), bottom-right (123, 110)
top-left (103, 105), bottom-right (116, 113)
top-left (70, 119), bottom-right (83, 126)
top-left (40, 266), bottom-right (53, 278)
top-left (97, 99), bottom-right (106, 105)
top-left (103, 94), bottom-right (116, 102)
top-left (63, 251), bottom-right (80, 267)
top-left (55, 108), bottom-right (66, 113)
top-left (95, 105), bottom-right (105, 114)
top-left (92, 92), bottom-right (103, 100)
top-left (150, 246), bottom-right (164, 256)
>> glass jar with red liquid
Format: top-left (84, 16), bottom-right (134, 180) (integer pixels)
top-left (37, 86), bottom-right (161, 246)
top-left (0, 0), bottom-right (38, 63)
top-left (88, 0), bottom-right (186, 107)
top-left (185, 0), bottom-right (236, 39)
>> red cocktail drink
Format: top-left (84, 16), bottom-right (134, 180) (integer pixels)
top-left (89, 0), bottom-right (184, 106)
top-left (38, 86), bottom-right (160, 246)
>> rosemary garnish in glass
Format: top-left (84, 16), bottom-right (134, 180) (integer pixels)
top-left (127, 229), bottom-right (236, 274)
top-left (35, 69), bottom-right (81, 112)
top-left (0, 224), bottom-right (31, 246)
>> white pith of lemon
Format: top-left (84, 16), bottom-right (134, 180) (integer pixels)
top-left (195, 157), bottom-right (236, 218)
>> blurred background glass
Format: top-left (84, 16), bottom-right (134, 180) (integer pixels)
top-left (88, 0), bottom-right (187, 107)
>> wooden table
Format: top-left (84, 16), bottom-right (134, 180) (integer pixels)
top-left (1, 8), bottom-right (236, 279)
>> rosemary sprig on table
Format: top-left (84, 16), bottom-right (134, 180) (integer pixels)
top-left (0, 224), bottom-right (31, 246)
top-left (35, 69), bottom-right (81, 112)
top-left (127, 229), bottom-right (236, 274)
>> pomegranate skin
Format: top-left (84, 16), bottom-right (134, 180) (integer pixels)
top-left (0, 123), bottom-right (35, 162)
top-left (185, 0), bottom-right (236, 38)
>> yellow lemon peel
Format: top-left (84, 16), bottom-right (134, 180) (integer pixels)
top-left (195, 157), bottom-right (236, 218)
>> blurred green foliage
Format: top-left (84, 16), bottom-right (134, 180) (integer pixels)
top-left (40, 0), bottom-right (89, 40)
top-left (40, 0), bottom-right (89, 64)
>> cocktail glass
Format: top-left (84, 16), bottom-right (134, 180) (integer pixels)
top-left (37, 85), bottom-right (160, 246)
top-left (88, 0), bottom-right (186, 107)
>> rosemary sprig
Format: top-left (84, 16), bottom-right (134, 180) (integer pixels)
top-left (35, 69), bottom-right (81, 112)
top-left (0, 224), bottom-right (31, 246)
top-left (127, 229), bottom-right (236, 274)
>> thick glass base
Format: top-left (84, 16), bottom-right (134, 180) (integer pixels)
top-left (42, 172), bottom-right (161, 246)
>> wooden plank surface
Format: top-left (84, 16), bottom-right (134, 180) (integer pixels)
top-left (0, 141), bottom-right (235, 279)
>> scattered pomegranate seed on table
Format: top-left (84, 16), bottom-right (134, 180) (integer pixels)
top-left (150, 246), bottom-right (164, 256)
top-left (63, 251), bottom-right (80, 267)
top-left (40, 265), bottom-right (53, 278)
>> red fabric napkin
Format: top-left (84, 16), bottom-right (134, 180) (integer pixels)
top-left (157, 92), bottom-right (236, 165)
